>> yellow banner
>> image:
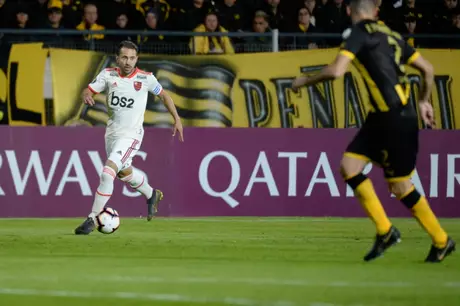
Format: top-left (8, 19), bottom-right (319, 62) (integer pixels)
top-left (0, 65), bottom-right (6, 123)
top-left (46, 48), bottom-right (460, 129)
top-left (49, 48), bottom-right (105, 126)
top-left (7, 43), bottom-right (48, 126)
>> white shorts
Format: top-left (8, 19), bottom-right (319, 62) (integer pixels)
top-left (105, 137), bottom-right (142, 172)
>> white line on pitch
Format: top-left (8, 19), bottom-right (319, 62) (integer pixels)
top-left (0, 288), bottom-right (298, 306)
top-left (0, 275), bottom-right (459, 288)
top-left (92, 276), bottom-right (460, 288)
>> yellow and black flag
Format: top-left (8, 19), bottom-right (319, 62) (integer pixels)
top-left (145, 60), bottom-right (235, 127)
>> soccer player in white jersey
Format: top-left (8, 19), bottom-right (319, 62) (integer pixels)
top-left (74, 40), bottom-right (184, 235)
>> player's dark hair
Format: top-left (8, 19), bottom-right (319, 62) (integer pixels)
top-left (349, 0), bottom-right (376, 12)
top-left (117, 40), bottom-right (139, 56)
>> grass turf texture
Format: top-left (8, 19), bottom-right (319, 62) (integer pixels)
top-left (0, 217), bottom-right (458, 306)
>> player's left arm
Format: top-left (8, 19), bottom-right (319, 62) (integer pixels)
top-left (402, 43), bottom-right (433, 103)
top-left (403, 44), bottom-right (435, 127)
top-left (158, 90), bottom-right (182, 126)
top-left (292, 27), bottom-right (364, 91)
top-left (148, 74), bottom-right (184, 141)
top-left (157, 90), bottom-right (184, 142)
top-left (157, 90), bottom-right (180, 121)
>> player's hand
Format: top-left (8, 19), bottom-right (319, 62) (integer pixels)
top-left (172, 119), bottom-right (184, 142)
top-left (419, 101), bottom-right (435, 128)
top-left (291, 76), bottom-right (307, 94)
top-left (83, 94), bottom-right (95, 106)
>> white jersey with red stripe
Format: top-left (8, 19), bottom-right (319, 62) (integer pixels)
top-left (88, 67), bottom-right (163, 140)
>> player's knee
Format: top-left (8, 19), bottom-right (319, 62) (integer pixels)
top-left (106, 157), bottom-right (121, 174)
top-left (389, 180), bottom-right (421, 209)
top-left (339, 163), bottom-right (350, 179)
top-left (388, 180), bottom-right (413, 199)
top-left (100, 166), bottom-right (116, 184)
top-left (340, 156), bottom-right (364, 180)
top-left (117, 167), bottom-right (133, 181)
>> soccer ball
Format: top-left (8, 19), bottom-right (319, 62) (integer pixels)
top-left (96, 207), bottom-right (120, 234)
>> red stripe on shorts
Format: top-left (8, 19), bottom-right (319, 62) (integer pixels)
top-left (121, 139), bottom-right (139, 164)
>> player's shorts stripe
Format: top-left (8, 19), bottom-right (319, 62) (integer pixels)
top-left (407, 52), bottom-right (420, 65)
top-left (120, 140), bottom-right (136, 163)
top-left (121, 140), bottom-right (139, 164)
top-left (339, 50), bottom-right (355, 60)
top-left (121, 148), bottom-right (133, 164)
top-left (343, 152), bottom-right (370, 162)
top-left (87, 85), bottom-right (99, 94)
top-left (121, 140), bottom-right (139, 163)
top-left (133, 176), bottom-right (144, 189)
top-left (121, 147), bottom-right (134, 164)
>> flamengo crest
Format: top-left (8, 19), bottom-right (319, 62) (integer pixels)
top-left (133, 81), bottom-right (142, 91)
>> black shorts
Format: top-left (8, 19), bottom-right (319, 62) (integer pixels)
top-left (345, 107), bottom-right (419, 182)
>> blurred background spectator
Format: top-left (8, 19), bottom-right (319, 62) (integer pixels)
top-left (243, 10), bottom-right (272, 53)
top-left (190, 11), bottom-right (234, 54)
top-left (0, 0), bottom-right (459, 54)
top-left (216, 0), bottom-right (246, 32)
top-left (283, 4), bottom-right (323, 50)
top-left (37, 0), bottom-right (68, 46)
top-left (76, 3), bottom-right (105, 41)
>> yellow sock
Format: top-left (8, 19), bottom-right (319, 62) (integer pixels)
top-left (413, 201), bottom-right (448, 248)
top-left (346, 174), bottom-right (392, 235)
top-left (402, 191), bottom-right (448, 248)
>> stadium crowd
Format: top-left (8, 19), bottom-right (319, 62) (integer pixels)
top-left (0, 0), bottom-right (459, 54)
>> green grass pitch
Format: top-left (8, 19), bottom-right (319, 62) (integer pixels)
top-left (0, 217), bottom-right (458, 306)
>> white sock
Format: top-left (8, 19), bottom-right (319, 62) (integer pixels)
top-left (89, 166), bottom-right (116, 221)
top-left (120, 169), bottom-right (153, 199)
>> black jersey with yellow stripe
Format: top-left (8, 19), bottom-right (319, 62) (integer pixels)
top-left (339, 19), bottom-right (420, 113)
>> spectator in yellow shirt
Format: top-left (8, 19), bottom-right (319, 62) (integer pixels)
top-left (76, 3), bottom-right (105, 41)
top-left (190, 12), bottom-right (235, 55)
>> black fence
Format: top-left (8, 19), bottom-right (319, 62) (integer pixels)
top-left (1, 29), bottom-right (460, 55)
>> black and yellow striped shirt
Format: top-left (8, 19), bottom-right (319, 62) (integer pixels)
top-left (339, 20), bottom-right (420, 113)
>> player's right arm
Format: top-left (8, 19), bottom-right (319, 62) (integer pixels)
top-left (403, 45), bottom-right (436, 127)
top-left (82, 88), bottom-right (96, 106)
top-left (82, 70), bottom-right (108, 106)
top-left (291, 27), bottom-right (364, 91)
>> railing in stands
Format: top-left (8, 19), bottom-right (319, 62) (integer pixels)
top-left (0, 29), bottom-right (459, 54)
